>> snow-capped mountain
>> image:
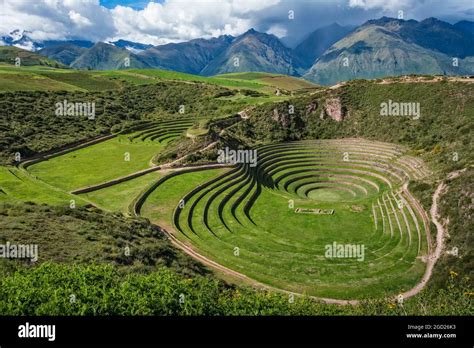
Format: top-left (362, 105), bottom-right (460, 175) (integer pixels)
top-left (0, 30), bottom-right (153, 54)
top-left (109, 40), bottom-right (154, 54)
top-left (0, 30), bottom-right (43, 51)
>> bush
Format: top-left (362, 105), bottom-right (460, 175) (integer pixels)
top-left (0, 263), bottom-right (471, 316)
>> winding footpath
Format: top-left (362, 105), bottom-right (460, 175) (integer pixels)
top-left (400, 180), bottom-right (445, 299)
top-left (400, 169), bottom-right (465, 299)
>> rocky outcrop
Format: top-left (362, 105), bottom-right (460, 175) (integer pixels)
top-left (306, 102), bottom-right (318, 115)
top-left (323, 97), bottom-right (346, 122)
top-left (272, 108), bottom-right (292, 128)
top-left (239, 110), bottom-right (250, 119)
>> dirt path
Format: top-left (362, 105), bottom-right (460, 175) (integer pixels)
top-left (400, 181), bottom-right (445, 299)
top-left (400, 169), bottom-right (464, 299)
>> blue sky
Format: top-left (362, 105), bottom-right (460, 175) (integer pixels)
top-left (2, 0), bottom-right (473, 46)
top-left (100, 0), bottom-right (160, 10)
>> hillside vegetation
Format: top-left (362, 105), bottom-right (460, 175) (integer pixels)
top-left (0, 203), bottom-right (470, 316)
top-left (0, 81), bottom-right (259, 164)
top-left (0, 203), bottom-right (206, 277)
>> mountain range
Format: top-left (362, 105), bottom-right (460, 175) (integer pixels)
top-left (1, 17), bottom-right (473, 85)
top-left (305, 17), bottom-right (474, 84)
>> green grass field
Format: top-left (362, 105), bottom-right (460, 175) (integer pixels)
top-left (141, 169), bottom-right (228, 230)
top-left (0, 166), bottom-right (87, 206)
top-left (125, 69), bottom-right (266, 89)
top-left (0, 66), bottom-right (84, 91)
top-left (0, 65), bottom-right (123, 91)
top-left (28, 133), bottom-right (164, 191)
top-left (0, 65), bottom-right (318, 94)
top-left (0, 65), bottom-right (263, 92)
top-left (80, 170), bottom-right (165, 213)
top-left (215, 72), bottom-right (320, 91)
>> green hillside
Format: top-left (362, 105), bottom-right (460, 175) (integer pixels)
top-left (0, 65), bottom-right (317, 93)
top-left (0, 69), bottom-right (295, 165)
top-left (215, 72), bottom-right (319, 92)
top-left (0, 46), bottom-right (66, 68)
top-left (70, 42), bottom-right (149, 70)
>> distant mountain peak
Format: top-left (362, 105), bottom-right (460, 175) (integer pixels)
top-left (454, 20), bottom-right (474, 34)
top-left (305, 15), bottom-right (474, 85)
top-left (9, 29), bottom-right (29, 40)
top-left (362, 16), bottom-right (418, 27)
top-left (294, 23), bottom-right (353, 68)
top-left (92, 41), bottom-right (112, 49)
top-left (421, 17), bottom-right (443, 24)
top-left (236, 29), bottom-right (283, 47)
top-left (364, 16), bottom-right (400, 25)
top-left (110, 39), bottom-right (154, 53)
top-left (1, 29), bottom-right (41, 51)
top-left (240, 28), bottom-right (269, 39)
top-left (327, 22), bottom-right (343, 29)
top-left (244, 28), bottom-right (257, 35)
top-left (200, 28), bottom-right (301, 76)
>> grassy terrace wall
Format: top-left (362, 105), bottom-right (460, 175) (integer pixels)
top-left (139, 139), bottom-right (431, 299)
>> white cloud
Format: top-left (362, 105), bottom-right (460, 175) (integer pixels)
top-left (0, 0), bottom-right (114, 41)
top-left (0, 0), bottom-right (281, 46)
top-left (266, 25), bottom-right (287, 38)
top-left (231, 0), bottom-right (280, 13)
top-left (68, 10), bottom-right (92, 27)
top-left (0, 0), bottom-right (472, 48)
top-left (108, 0), bottom-right (280, 45)
top-left (347, 0), bottom-right (474, 21)
top-left (348, 0), bottom-right (412, 11)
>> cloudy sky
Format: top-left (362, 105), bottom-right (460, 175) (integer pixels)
top-left (1, 0), bottom-right (473, 46)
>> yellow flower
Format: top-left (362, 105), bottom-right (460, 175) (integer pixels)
top-left (388, 303), bottom-right (396, 309)
top-left (449, 270), bottom-right (458, 278)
